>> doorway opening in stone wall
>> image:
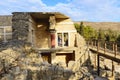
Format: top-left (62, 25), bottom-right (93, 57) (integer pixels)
top-left (41, 53), bottom-right (51, 63)
top-left (56, 53), bottom-right (75, 67)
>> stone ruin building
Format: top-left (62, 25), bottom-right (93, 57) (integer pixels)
top-left (0, 12), bottom-right (89, 80)
top-left (1, 12), bottom-right (119, 80)
top-left (0, 12), bottom-right (85, 66)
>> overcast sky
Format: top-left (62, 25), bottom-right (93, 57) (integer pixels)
top-left (0, 0), bottom-right (120, 22)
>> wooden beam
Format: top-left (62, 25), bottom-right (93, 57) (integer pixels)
top-left (112, 60), bottom-right (114, 76)
top-left (97, 54), bottom-right (100, 76)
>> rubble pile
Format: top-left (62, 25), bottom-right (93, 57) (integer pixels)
top-left (1, 41), bottom-right (119, 80)
top-left (0, 42), bottom-right (82, 80)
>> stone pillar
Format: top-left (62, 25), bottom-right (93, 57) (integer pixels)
top-left (49, 15), bottom-right (56, 48)
top-left (51, 33), bottom-right (55, 48)
top-left (51, 52), bottom-right (56, 64)
top-left (49, 15), bottom-right (56, 30)
top-left (12, 12), bottom-right (30, 41)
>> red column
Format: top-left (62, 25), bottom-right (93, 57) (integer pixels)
top-left (51, 33), bottom-right (55, 48)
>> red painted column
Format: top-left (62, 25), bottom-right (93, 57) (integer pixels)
top-left (51, 33), bottom-right (55, 48)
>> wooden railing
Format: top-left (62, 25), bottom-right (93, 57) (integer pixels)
top-left (87, 40), bottom-right (120, 56)
top-left (87, 40), bottom-right (120, 77)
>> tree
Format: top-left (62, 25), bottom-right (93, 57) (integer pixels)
top-left (83, 26), bottom-right (95, 40)
top-left (79, 22), bottom-right (84, 36)
top-left (74, 22), bottom-right (96, 41)
top-left (97, 28), bottom-right (105, 40)
top-left (116, 34), bottom-right (120, 47)
top-left (105, 29), bottom-right (118, 42)
top-left (74, 23), bottom-right (80, 33)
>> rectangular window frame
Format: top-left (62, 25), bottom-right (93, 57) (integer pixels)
top-left (56, 32), bottom-right (70, 47)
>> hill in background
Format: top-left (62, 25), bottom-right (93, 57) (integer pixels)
top-left (74, 21), bottom-right (120, 31)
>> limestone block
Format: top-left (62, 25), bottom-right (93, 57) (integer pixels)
top-left (68, 61), bottom-right (75, 69)
top-left (14, 66), bottom-right (21, 75)
top-left (26, 69), bottom-right (32, 80)
top-left (1, 74), bottom-right (13, 80)
top-left (14, 73), bottom-right (27, 80)
top-left (63, 69), bottom-right (73, 79)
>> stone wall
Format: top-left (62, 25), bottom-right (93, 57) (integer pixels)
top-left (56, 18), bottom-right (75, 31)
top-left (0, 15), bottom-right (12, 26)
top-left (35, 19), bottom-right (50, 48)
top-left (12, 12), bottom-right (30, 41)
top-left (28, 16), bottom-right (36, 46)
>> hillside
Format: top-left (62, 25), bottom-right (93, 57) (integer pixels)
top-left (74, 21), bottom-right (120, 31)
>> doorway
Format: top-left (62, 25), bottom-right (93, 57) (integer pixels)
top-left (56, 53), bottom-right (75, 66)
top-left (41, 53), bottom-right (51, 63)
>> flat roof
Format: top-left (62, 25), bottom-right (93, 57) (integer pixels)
top-left (12, 12), bottom-right (69, 19)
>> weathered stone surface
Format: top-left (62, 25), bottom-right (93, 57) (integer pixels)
top-left (12, 12), bottom-right (30, 20)
top-left (0, 43), bottom-right (76, 80)
top-left (12, 13), bottom-right (30, 41)
top-left (0, 15), bottom-right (12, 26)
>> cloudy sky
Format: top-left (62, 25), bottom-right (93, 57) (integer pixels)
top-left (0, 0), bottom-right (120, 22)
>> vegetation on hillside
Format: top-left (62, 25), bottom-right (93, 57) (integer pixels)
top-left (74, 22), bottom-right (120, 45)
